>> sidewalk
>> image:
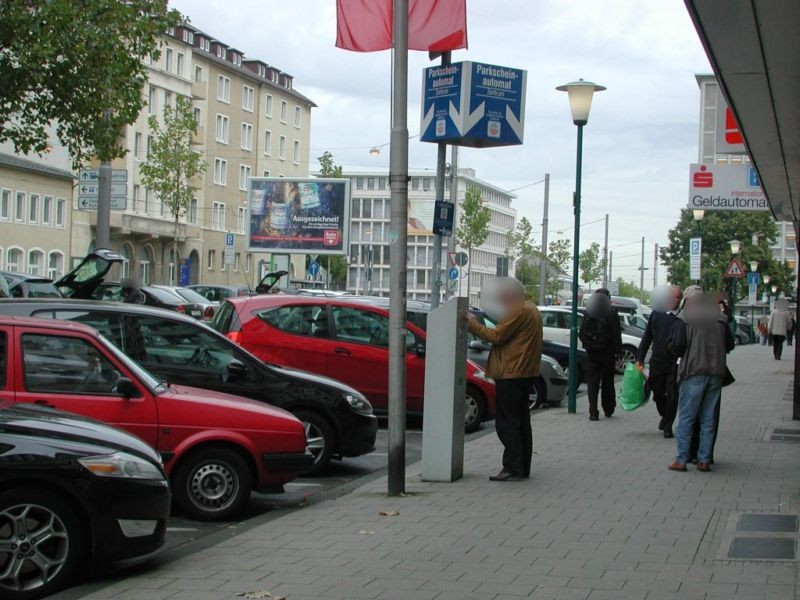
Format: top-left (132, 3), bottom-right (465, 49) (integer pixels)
top-left (81, 345), bottom-right (799, 600)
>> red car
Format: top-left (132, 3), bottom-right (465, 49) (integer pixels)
top-left (211, 296), bottom-right (496, 432)
top-left (0, 316), bottom-right (311, 520)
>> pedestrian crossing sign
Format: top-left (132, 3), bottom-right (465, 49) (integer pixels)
top-left (724, 258), bottom-right (746, 279)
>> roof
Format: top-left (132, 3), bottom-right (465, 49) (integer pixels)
top-left (0, 314), bottom-right (99, 334)
top-left (0, 298), bottom-right (208, 324)
top-left (0, 153), bottom-right (74, 181)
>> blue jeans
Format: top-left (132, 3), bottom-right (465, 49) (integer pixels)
top-left (676, 375), bottom-right (722, 464)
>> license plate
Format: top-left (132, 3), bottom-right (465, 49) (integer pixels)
top-left (191, 311), bottom-right (201, 317)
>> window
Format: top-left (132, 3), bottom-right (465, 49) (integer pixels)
top-left (133, 185), bottom-right (140, 210)
top-left (263, 130), bottom-right (272, 155)
top-left (134, 132), bottom-right (142, 159)
top-left (148, 86), bottom-right (156, 114)
top-left (42, 196), bottom-right (52, 225)
top-left (176, 52), bottom-right (185, 77)
top-left (245, 254), bottom-right (252, 272)
top-left (139, 258), bottom-right (151, 285)
top-left (146, 134), bottom-right (152, 157)
top-left (15, 192), bottom-right (25, 223)
top-left (294, 106), bottom-right (301, 127)
top-left (331, 306), bottom-right (395, 347)
top-left (47, 251), bottom-right (63, 280)
top-left (257, 305), bottom-right (328, 338)
top-left (411, 178), bottom-right (419, 191)
top-left (356, 178), bottom-right (364, 190)
top-left (165, 48), bottom-right (173, 72)
top-left (27, 249), bottom-right (43, 275)
top-left (144, 188), bottom-right (151, 213)
top-left (242, 85), bottom-right (254, 112)
top-left (212, 202), bottom-right (225, 229)
top-left (238, 207), bottom-right (247, 233)
top-left (265, 94), bottom-right (273, 117)
top-left (192, 106), bottom-right (201, 125)
top-left (215, 114), bottom-right (229, 143)
top-left (188, 198), bottom-right (198, 224)
top-left (217, 75), bottom-right (231, 103)
top-left (163, 90), bottom-right (172, 108)
top-left (362, 199), bottom-right (372, 218)
top-left (216, 45), bottom-right (225, 59)
top-left (182, 30), bottom-right (194, 44)
top-left (263, 170), bottom-right (270, 177)
top-left (234, 252), bottom-right (240, 272)
top-left (6, 248), bottom-right (22, 272)
top-left (22, 334), bottom-right (124, 396)
top-left (422, 178), bottom-right (431, 191)
top-left (367, 177), bottom-right (375, 190)
top-left (55, 198), bottom-right (65, 227)
top-left (213, 158), bottom-right (227, 186)
top-left (379, 177), bottom-right (386, 190)
top-left (207, 249), bottom-right (216, 270)
top-left (293, 140), bottom-right (300, 164)
top-left (280, 101), bottom-right (288, 122)
top-left (239, 165), bottom-right (251, 191)
top-left (241, 122), bottom-right (253, 150)
top-left (1, 189), bottom-right (10, 220)
top-left (200, 37), bottom-right (210, 52)
top-left (194, 65), bottom-right (204, 82)
top-left (28, 194), bottom-right (38, 223)
top-left (279, 136), bottom-right (286, 160)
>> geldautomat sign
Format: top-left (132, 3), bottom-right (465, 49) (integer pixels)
top-left (420, 61), bottom-right (527, 148)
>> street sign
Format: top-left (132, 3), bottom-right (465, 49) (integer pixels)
top-left (453, 251), bottom-right (469, 267)
top-left (689, 237), bottom-right (702, 280)
top-left (224, 232), bottom-right (235, 266)
top-left (78, 196), bottom-right (126, 211)
top-left (748, 283), bottom-right (757, 306)
top-left (747, 272), bottom-right (761, 286)
top-left (78, 182), bottom-right (127, 197)
top-left (688, 163), bottom-right (768, 212)
top-left (433, 200), bottom-right (454, 236)
top-left (308, 261), bottom-right (320, 277)
top-left (448, 267), bottom-right (459, 280)
top-left (178, 258), bottom-right (191, 286)
top-left (79, 169), bottom-right (128, 183)
top-left (724, 258), bottom-right (746, 279)
top-left (420, 61), bottom-right (527, 148)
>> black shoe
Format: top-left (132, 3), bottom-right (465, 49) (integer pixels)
top-left (663, 429), bottom-right (674, 439)
top-left (589, 414), bottom-right (599, 421)
top-left (604, 412), bottom-right (614, 418)
top-left (658, 419), bottom-right (665, 432)
top-left (489, 469), bottom-right (524, 482)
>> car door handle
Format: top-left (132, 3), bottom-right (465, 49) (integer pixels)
top-left (333, 347), bottom-right (351, 356)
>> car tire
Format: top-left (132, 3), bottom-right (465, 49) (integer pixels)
top-left (616, 345), bottom-right (637, 374)
top-left (464, 387), bottom-right (486, 433)
top-left (528, 378), bottom-right (548, 410)
top-left (172, 446), bottom-right (253, 521)
top-left (0, 487), bottom-right (85, 600)
top-left (294, 410), bottom-right (335, 477)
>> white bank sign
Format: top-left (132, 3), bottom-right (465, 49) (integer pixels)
top-left (688, 163), bottom-right (769, 212)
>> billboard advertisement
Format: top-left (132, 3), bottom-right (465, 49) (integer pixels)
top-left (687, 163), bottom-right (768, 212)
top-left (715, 92), bottom-right (746, 154)
top-left (247, 178), bottom-right (350, 254)
top-left (408, 198), bottom-right (434, 235)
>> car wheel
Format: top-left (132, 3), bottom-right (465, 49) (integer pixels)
top-left (464, 387), bottom-right (486, 433)
top-left (294, 410), bottom-right (334, 477)
top-left (173, 447), bottom-right (252, 521)
top-left (0, 488), bottom-right (84, 600)
top-left (616, 346), bottom-right (637, 374)
top-left (528, 378), bottom-right (548, 410)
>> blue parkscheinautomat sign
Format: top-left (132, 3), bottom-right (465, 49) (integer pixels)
top-left (420, 61), bottom-right (527, 148)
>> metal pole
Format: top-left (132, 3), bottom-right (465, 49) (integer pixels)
top-left (430, 53), bottom-right (451, 310)
top-left (653, 243), bottom-right (658, 288)
top-left (444, 145), bottom-right (459, 300)
top-left (567, 124), bottom-right (584, 415)
top-left (608, 250), bottom-right (613, 283)
top-left (538, 173), bottom-right (550, 306)
top-left (96, 160), bottom-right (112, 248)
top-left (602, 213), bottom-right (609, 289)
top-left (387, 0), bottom-right (409, 497)
top-left (639, 236), bottom-right (645, 303)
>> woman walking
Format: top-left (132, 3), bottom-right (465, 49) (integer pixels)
top-left (768, 300), bottom-right (791, 360)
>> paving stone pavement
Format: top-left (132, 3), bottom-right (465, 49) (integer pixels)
top-left (77, 344), bottom-right (800, 599)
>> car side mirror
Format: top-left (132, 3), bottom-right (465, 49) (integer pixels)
top-left (468, 339), bottom-right (487, 351)
top-left (116, 377), bottom-right (141, 398)
top-left (222, 359), bottom-right (247, 383)
top-left (414, 343), bottom-right (425, 357)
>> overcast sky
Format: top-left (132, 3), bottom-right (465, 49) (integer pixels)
top-left (171, 0), bottom-right (712, 285)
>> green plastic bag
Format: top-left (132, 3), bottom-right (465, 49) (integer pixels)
top-left (619, 363), bottom-right (646, 411)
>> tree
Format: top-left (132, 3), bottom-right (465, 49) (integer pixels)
top-left (579, 242), bottom-right (605, 290)
top-left (615, 278), bottom-right (650, 305)
top-left (506, 216), bottom-right (536, 263)
top-left (547, 239), bottom-right (572, 298)
top-left (316, 151), bottom-right (347, 288)
top-left (456, 186), bottom-right (491, 300)
top-left (317, 151), bottom-right (344, 178)
top-left (0, 1), bottom-right (180, 165)
top-left (662, 209), bottom-right (794, 300)
top-left (140, 98), bottom-right (206, 284)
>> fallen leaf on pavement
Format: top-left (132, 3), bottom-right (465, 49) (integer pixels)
top-left (379, 511), bottom-right (399, 517)
top-left (359, 529), bottom-right (375, 535)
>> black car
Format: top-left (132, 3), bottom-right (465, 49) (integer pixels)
top-left (92, 283), bottom-right (207, 319)
top-left (0, 299), bottom-right (378, 475)
top-left (0, 402), bottom-right (169, 599)
top-left (188, 284), bottom-right (253, 302)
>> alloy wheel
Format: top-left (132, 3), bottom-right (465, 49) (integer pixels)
top-left (303, 420), bottom-right (326, 465)
top-left (464, 394), bottom-right (479, 428)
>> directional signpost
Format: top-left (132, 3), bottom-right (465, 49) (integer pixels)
top-left (78, 169), bottom-right (128, 211)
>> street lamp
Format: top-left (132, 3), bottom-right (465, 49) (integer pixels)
top-left (556, 78), bottom-right (605, 415)
top-left (750, 260), bottom-right (759, 272)
top-left (764, 275), bottom-right (771, 284)
top-left (693, 209), bottom-right (705, 234)
top-left (729, 240), bottom-right (743, 255)
top-left (772, 284), bottom-right (778, 294)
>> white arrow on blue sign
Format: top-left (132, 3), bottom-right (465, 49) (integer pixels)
top-left (448, 267), bottom-right (459, 280)
top-left (308, 261), bottom-right (320, 277)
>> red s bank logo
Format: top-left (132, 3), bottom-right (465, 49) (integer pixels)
top-left (693, 165), bottom-right (713, 188)
top-left (725, 108), bottom-right (743, 145)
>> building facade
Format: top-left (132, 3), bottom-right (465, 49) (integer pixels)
top-left (344, 169), bottom-right (516, 306)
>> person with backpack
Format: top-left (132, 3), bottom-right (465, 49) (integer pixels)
top-left (579, 288), bottom-right (623, 421)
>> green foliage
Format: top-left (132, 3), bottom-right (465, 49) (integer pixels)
top-left (579, 242), bottom-right (605, 288)
top-left (0, 1), bottom-right (180, 165)
top-left (514, 259), bottom-right (540, 301)
top-left (140, 97), bottom-right (206, 284)
top-left (317, 151), bottom-right (344, 178)
top-left (506, 216), bottom-right (536, 261)
top-left (547, 238), bottom-right (572, 296)
top-left (315, 152), bottom-right (346, 287)
top-left (615, 278), bottom-right (650, 304)
top-left (662, 209), bottom-right (794, 299)
top-left (327, 256), bottom-right (348, 287)
top-left (457, 187), bottom-right (491, 298)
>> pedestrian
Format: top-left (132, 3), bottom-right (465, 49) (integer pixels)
top-left (636, 285), bottom-right (682, 438)
top-left (669, 286), bottom-right (735, 473)
top-left (466, 277), bottom-right (542, 482)
top-left (787, 313), bottom-right (795, 347)
top-left (757, 319), bottom-right (768, 346)
top-left (768, 301), bottom-right (790, 360)
top-left (579, 288), bottom-right (623, 421)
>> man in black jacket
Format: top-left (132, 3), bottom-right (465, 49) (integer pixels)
top-left (636, 285), bottom-right (682, 438)
top-left (579, 289), bottom-right (623, 421)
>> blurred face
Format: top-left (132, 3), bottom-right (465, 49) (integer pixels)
top-left (670, 286), bottom-right (682, 311)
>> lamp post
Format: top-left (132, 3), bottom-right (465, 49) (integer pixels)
top-left (764, 275), bottom-right (771, 315)
top-left (750, 260), bottom-right (759, 339)
top-left (556, 78), bottom-right (605, 415)
top-left (692, 210), bottom-right (704, 283)
top-left (728, 240), bottom-right (742, 333)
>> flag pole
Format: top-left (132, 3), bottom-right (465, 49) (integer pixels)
top-left (387, 0), bottom-right (409, 497)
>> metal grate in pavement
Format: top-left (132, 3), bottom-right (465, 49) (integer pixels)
top-left (769, 428), bottom-right (800, 442)
top-left (729, 537), bottom-right (796, 560)
top-left (719, 513), bottom-right (800, 562)
top-left (737, 514), bottom-right (798, 533)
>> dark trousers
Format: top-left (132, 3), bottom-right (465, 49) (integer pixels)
top-left (585, 352), bottom-right (616, 416)
top-left (690, 396), bottom-right (721, 462)
top-left (773, 335), bottom-right (786, 359)
top-left (494, 378), bottom-right (534, 477)
top-left (650, 364), bottom-right (678, 431)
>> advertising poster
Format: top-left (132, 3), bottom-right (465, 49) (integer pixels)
top-left (408, 198), bottom-right (434, 235)
top-left (248, 178), bottom-right (350, 254)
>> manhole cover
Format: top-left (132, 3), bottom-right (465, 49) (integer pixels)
top-left (738, 514), bottom-right (799, 533)
top-left (729, 537), bottom-right (796, 560)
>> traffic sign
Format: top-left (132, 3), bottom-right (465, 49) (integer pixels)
top-left (453, 251), bottom-right (469, 267)
top-left (724, 258), bottom-right (746, 279)
top-left (78, 196), bottom-right (126, 211)
top-left (79, 169), bottom-right (128, 183)
top-left (308, 261), bottom-right (320, 277)
top-left (747, 272), bottom-right (761, 286)
top-left (689, 237), bottom-right (702, 280)
top-left (78, 182), bottom-right (127, 197)
top-left (433, 200), bottom-right (454, 236)
top-left (224, 232), bottom-right (235, 266)
top-left (448, 267), bottom-right (459, 280)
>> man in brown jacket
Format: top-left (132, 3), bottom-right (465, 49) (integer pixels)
top-left (466, 278), bottom-right (543, 481)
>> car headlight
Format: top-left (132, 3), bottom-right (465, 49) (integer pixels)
top-left (78, 452), bottom-right (164, 480)
top-left (345, 393), bottom-right (373, 415)
top-left (472, 368), bottom-right (488, 380)
top-left (551, 362), bottom-right (566, 377)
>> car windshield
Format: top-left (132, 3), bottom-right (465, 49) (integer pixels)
top-left (146, 287), bottom-right (183, 304)
top-left (174, 287), bottom-right (209, 304)
top-left (96, 333), bottom-right (165, 392)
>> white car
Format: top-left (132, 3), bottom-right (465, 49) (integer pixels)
top-left (538, 306), bottom-right (642, 373)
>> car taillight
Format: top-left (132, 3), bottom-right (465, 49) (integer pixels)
top-left (176, 305), bottom-right (186, 313)
top-left (226, 331), bottom-right (243, 344)
top-left (204, 305), bottom-right (215, 319)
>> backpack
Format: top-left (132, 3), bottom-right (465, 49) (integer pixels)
top-left (580, 316), bottom-right (608, 351)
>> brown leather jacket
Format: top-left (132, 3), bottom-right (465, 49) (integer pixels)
top-left (468, 302), bottom-right (543, 379)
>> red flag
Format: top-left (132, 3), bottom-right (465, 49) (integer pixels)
top-left (336, 0), bottom-right (468, 53)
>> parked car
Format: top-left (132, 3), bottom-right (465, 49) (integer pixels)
top-left (211, 295), bottom-right (496, 433)
top-left (0, 315), bottom-right (311, 520)
top-left (0, 402), bottom-right (170, 599)
top-left (734, 316), bottom-right (755, 345)
top-left (151, 285), bottom-right (215, 320)
top-left (538, 306), bottom-right (642, 372)
top-left (0, 299), bottom-right (377, 476)
top-left (92, 283), bottom-right (206, 319)
top-left (188, 284), bottom-right (253, 303)
top-left (619, 312), bottom-right (648, 332)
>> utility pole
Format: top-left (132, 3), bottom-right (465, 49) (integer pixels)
top-left (639, 236), bottom-right (645, 303)
top-left (608, 251), bottom-right (613, 283)
top-left (602, 213), bottom-right (609, 289)
top-left (444, 145), bottom-right (459, 300)
top-left (538, 173), bottom-right (550, 306)
top-left (653, 243), bottom-right (659, 288)
top-left (430, 52), bottom-right (451, 310)
top-left (96, 160), bottom-right (112, 248)
top-left (387, 0), bottom-right (409, 497)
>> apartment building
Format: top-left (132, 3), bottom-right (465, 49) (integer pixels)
top-left (344, 168), bottom-right (516, 306)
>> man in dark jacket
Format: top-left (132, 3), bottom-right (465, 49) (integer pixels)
top-left (579, 289), bottom-right (623, 421)
top-left (636, 285), bottom-right (682, 438)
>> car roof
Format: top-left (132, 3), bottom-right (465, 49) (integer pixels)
top-left (1, 271), bottom-right (53, 284)
top-left (0, 298), bottom-right (206, 324)
top-left (0, 313), bottom-right (101, 335)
